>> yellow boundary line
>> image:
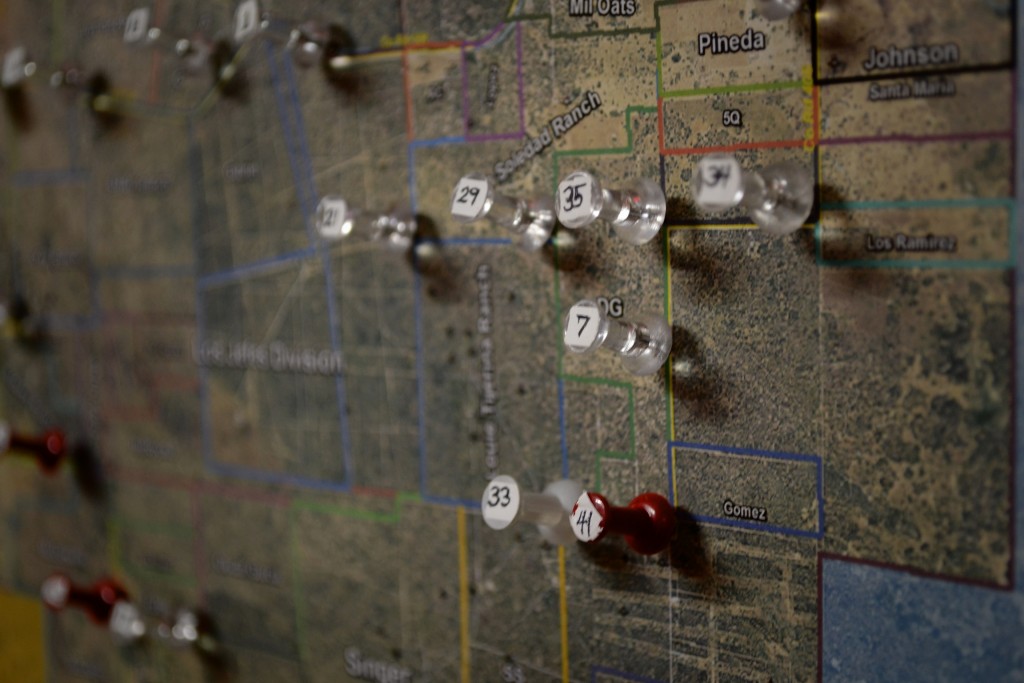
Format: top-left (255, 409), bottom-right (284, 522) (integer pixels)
top-left (559, 546), bottom-right (569, 682)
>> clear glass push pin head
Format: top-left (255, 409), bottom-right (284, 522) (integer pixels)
top-left (2, 47), bottom-right (37, 90)
top-left (481, 475), bottom-right (583, 545)
top-left (565, 296), bottom-right (667, 374)
top-left (371, 207), bottom-right (417, 251)
top-left (564, 299), bottom-right (672, 376)
top-left (757, 0), bottom-right (804, 20)
top-left (232, 0), bottom-right (262, 45)
top-left (123, 8), bottom-right (161, 46)
top-left (158, 609), bottom-right (199, 648)
top-left (315, 196), bottom-right (356, 240)
top-left (157, 608), bottom-right (221, 656)
top-left (555, 170), bottom-right (666, 245)
top-left (287, 21), bottom-right (328, 68)
top-left (175, 36), bottom-right (213, 74)
top-left (692, 153), bottom-right (814, 236)
top-left (109, 601), bottom-right (147, 642)
top-left (316, 196), bottom-right (416, 251)
top-left (450, 173), bottom-right (554, 251)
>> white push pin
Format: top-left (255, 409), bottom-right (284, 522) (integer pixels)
top-left (175, 35), bottom-right (214, 74)
top-left (2, 47), bottom-right (37, 89)
top-left (157, 609), bottom-right (220, 655)
top-left (450, 173), bottom-right (554, 251)
top-left (233, 0), bottom-right (262, 45)
top-left (555, 170), bottom-right (665, 245)
top-left (315, 196), bottom-right (417, 250)
top-left (481, 475), bottom-right (584, 546)
top-left (692, 153), bottom-right (814, 236)
top-left (563, 299), bottom-right (671, 376)
top-left (286, 21), bottom-right (328, 67)
top-left (123, 8), bottom-right (161, 45)
top-left (757, 0), bottom-right (804, 20)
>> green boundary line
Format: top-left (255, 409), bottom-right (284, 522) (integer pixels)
top-left (661, 80), bottom-right (804, 99)
top-left (551, 105), bottom-right (659, 380)
top-left (289, 492), bottom-right (422, 668)
top-left (560, 374), bottom-right (635, 493)
top-left (108, 517), bottom-right (198, 586)
top-left (652, 1), bottom-right (804, 99)
top-left (51, 0), bottom-right (66, 64)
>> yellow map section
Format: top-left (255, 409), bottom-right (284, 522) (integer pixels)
top-left (0, 590), bottom-right (45, 683)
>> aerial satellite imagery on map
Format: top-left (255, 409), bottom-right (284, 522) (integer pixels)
top-left (0, 0), bottom-right (1021, 681)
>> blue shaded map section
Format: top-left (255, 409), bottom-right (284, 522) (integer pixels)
top-left (822, 559), bottom-right (1024, 682)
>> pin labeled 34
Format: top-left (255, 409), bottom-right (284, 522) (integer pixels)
top-left (692, 153), bottom-right (814, 236)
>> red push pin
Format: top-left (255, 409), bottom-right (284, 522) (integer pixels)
top-left (570, 491), bottom-right (676, 555)
top-left (41, 573), bottom-right (146, 641)
top-left (0, 420), bottom-right (67, 473)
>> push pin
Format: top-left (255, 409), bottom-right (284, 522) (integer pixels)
top-left (757, 0), bottom-right (804, 20)
top-left (1, 421), bottom-right (67, 474)
top-left (555, 170), bottom-right (666, 245)
top-left (157, 609), bottom-right (220, 656)
top-left (481, 475), bottom-right (584, 545)
top-left (450, 173), bottom-right (554, 251)
top-left (232, 0), bottom-right (263, 45)
top-left (563, 299), bottom-right (671, 376)
top-left (175, 35), bottom-right (214, 75)
top-left (1, 46), bottom-right (37, 90)
top-left (1, 294), bottom-right (45, 343)
top-left (570, 491), bottom-right (675, 555)
top-left (41, 574), bottom-right (146, 642)
top-left (285, 21), bottom-right (355, 74)
top-left (692, 153), bottom-right (814, 236)
top-left (123, 8), bottom-right (162, 46)
top-left (315, 196), bottom-right (417, 251)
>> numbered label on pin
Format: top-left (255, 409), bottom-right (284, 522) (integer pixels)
top-left (481, 475), bottom-right (521, 530)
top-left (2, 47), bottom-right (27, 88)
top-left (695, 155), bottom-right (743, 209)
top-left (450, 175), bottom-right (489, 220)
top-left (316, 197), bottom-right (350, 239)
top-left (557, 172), bottom-right (594, 225)
top-left (110, 601), bottom-right (145, 640)
top-left (564, 301), bottom-right (601, 351)
top-left (570, 493), bottom-right (603, 542)
top-left (123, 8), bottom-right (150, 44)
top-left (234, 0), bottom-right (260, 43)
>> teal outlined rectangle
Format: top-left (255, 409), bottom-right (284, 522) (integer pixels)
top-left (816, 198), bottom-right (1015, 269)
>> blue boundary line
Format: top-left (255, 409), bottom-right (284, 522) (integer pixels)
top-left (11, 168), bottom-right (88, 186)
top-left (189, 120), bottom-right (217, 482)
top-left (280, 47), bottom-right (354, 487)
top-left (197, 248), bottom-right (318, 289)
top-left (817, 198), bottom-right (1016, 269)
top-left (208, 461), bottom-right (349, 492)
top-left (407, 136), bottom-right (468, 210)
top-left (667, 440), bottom-right (825, 539)
top-left (190, 51), bottom-right (354, 492)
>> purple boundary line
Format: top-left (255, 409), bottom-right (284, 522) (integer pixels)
top-left (516, 22), bottom-right (525, 133)
top-left (819, 130), bottom-right (1013, 146)
top-left (458, 23), bottom-right (527, 143)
